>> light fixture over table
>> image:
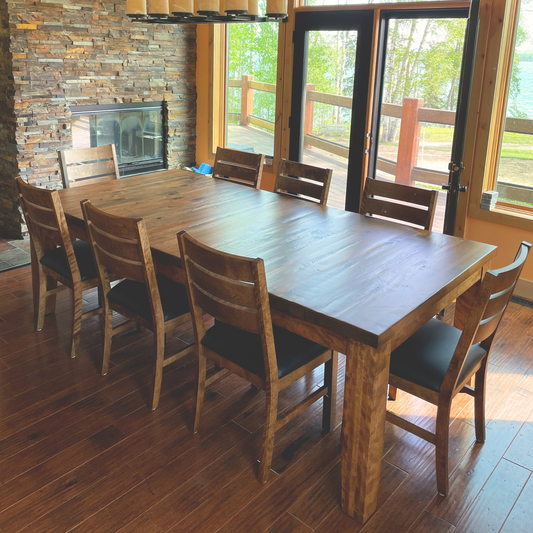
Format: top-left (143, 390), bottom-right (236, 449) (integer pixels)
top-left (126, 0), bottom-right (287, 23)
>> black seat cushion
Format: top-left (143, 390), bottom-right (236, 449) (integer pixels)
top-left (390, 318), bottom-right (487, 393)
top-left (107, 274), bottom-right (190, 323)
top-left (201, 320), bottom-right (328, 380)
top-left (40, 240), bottom-right (97, 281)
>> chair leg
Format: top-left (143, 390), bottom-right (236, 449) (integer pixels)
top-left (70, 287), bottom-right (83, 359)
top-left (151, 330), bottom-right (165, 411)
top-left (322, 350), bottom-right (338, 432)
top-left (388, 385), bottom-right (398, 401)
top-left (35, 271), bottom-right (48, 332)
top-left (258, 387), bottom-right (279, 484)
top-left (474, 359), bottom-right (489, 443)
top-left (435, 403), bottom-right (451, 496)
top-left (193, 348), bottom-right (207, 434)
top-left (97, 285), bottom-right (104, 308)
top-left (102, 305), bottom-right (114, 376)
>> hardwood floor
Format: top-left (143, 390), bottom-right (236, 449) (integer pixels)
top-left (1, 265), bottom-right (532, 532)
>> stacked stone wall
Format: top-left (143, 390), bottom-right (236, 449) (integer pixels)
top-left (0, 0), bottom-right (22, 237)
top-left (0, 0), bottom-right (196, 238)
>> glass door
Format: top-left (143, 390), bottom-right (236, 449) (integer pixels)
top-left (368, 3), bottom-right (479, 234)
top-left (289, 10), bottom-right (374, 211)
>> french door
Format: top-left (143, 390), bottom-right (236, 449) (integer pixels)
top-left (289, 1), bottom-right (480, 235)
top-left (289, 10), bottom-right (374, 212)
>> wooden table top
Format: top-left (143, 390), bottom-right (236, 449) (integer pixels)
top-left (59, 169), bottom-right (497, 349)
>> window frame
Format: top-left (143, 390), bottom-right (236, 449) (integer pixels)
top-left (210, 9), bottom-right (293, 171)
top-left (467, 0), bottom-right (533, 230)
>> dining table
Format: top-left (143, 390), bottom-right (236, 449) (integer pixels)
top-left (45, 168), bottom-right (497, 523)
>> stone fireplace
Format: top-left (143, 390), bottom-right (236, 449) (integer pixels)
top-left (71, 101), bottom-right (166, 176)
top-left (0, 0), bottom-right (197, 239)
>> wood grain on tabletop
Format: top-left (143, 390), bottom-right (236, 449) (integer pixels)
top-left (59, 170), bottom-right (497, 349)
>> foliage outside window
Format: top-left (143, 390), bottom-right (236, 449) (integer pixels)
top-left (378, 18), bottom-right (466, 178)
top-left (493, 0), bottom-right (533, 211)
top-left (225, 0), bottom-right (279, 157)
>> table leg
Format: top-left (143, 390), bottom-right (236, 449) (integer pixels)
top-left (341, 339), bottom-right (390, 523)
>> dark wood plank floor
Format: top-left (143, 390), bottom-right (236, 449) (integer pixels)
top-left (1, 265), bottom-right (532, 533)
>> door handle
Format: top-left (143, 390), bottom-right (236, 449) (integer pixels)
top-left (364, 132), bottom-right (372, 155)
top-left (442, 184), bottom-right (468, 192)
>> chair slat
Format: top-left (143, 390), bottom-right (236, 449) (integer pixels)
top-left (59, 145), bottom-right (119, 188)
top-left (23, 199), bottom-right (60, 232)
top-left (62, 145), bottom-right (116, 165)
top-left (213, 147), bottom-right (264, 189)
top-left (361, 179), bottom-right (438, 231)
top-left (67, 160), bottom-right (117, 182)
top-left (365, 178), bottom-right (436, 206)
top-left (274, 160), bottom-right (333, 205)
top-left (191, 283), bottom-right (261, 334)
top-left (183, 236), bottom-right (257, 283)
top-left (84, 203), bottom-right (147, 284)
top-left (84, 202), bottom-right (142, 241)
top-left (187, 259), bottom-right (258, 309)
top-left (215, 147), bottom-right (263, 168)
top-left (482, 286), bottom-right (513, 321)
top-left (16, 178), bottom-right (72, 253)
top-left (213, 162), bottom-right (258, 184)
top-left (94, 243), bottom-right (146, 283)
top-left (364, 197), bottom-right (431, 228)
top-left (472, 310), bottom-right (505, 345)
top-left (275, 175), bottom-right (326, 202)
top-left (90, 224), bottom-right (144, 263)
top-left (278, 159), bottom-right (331, 184)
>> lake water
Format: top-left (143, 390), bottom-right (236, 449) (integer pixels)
top-left (509, 60), bottom-right (533, 117)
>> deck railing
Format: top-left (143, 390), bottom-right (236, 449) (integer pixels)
top-left (229, 75), bottom-right (533, 203)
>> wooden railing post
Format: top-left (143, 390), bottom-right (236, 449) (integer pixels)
top-left (304, 83), bottom-right (315, 148)
top-left (396, 97), bottom-right (424, 185)
top-left (241, 75), bottom-right (254, 126)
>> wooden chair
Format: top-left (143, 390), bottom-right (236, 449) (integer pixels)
top-left (386, 241), bottom-right (531, 496)
top-left (81, 200), bottom-right (194, 410)
top-left (15, 177), bottom-right (102, 358)
top-left (59, 145), bottom-right (120, 188)
top-left (360, 178), bottom-right (438, 230)
top-left (274, 159), bottom-right (333, 205)
top-left (177, 230), bottom-right (338, 483)
top-left (362, 179), bottom-right (439, 401)
top-left (212, 147), bottom-right (265, 189)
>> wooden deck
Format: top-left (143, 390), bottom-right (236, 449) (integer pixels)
top-left (0, 264), bottom-right (532, 532)
top-left (228, 124), bottom-right (446, 232)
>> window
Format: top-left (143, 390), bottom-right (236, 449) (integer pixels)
top-left (224, 0), bottom-right (280, 159)
top-left (486, 0), bottom-right (533, 214)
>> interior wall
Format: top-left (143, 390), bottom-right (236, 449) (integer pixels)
top-left (465, 217), bottom-right (533, 290)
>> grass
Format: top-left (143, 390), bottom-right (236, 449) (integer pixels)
top-left (383, 125), bottom-right (533, 159)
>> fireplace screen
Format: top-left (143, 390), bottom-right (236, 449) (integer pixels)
top-left (71, 102), bottom-right (166, 176)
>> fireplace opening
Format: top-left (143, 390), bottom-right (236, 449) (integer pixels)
top-left (70, 102), bottom-right (166, 177)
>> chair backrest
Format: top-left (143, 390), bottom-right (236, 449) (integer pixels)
top-left (15, 177), bottom-right (80, 280)
top-left (81, 200), bottom-right (163, 323)
top-left (177, 230), bottom-right (278, 382)
top-left (212, 147), bottom-right (265, 189)
top-left (443, 241), bottom-right (531, 395)
top-left (59, 145), bottom-right (120, 189)
top-left (274, 159), bottom-right (333, 205)
top-left (360, 179), bottom-right (438, 230)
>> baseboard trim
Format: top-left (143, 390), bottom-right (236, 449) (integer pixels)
top-left (515, 279), bottom-right (533, 301)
